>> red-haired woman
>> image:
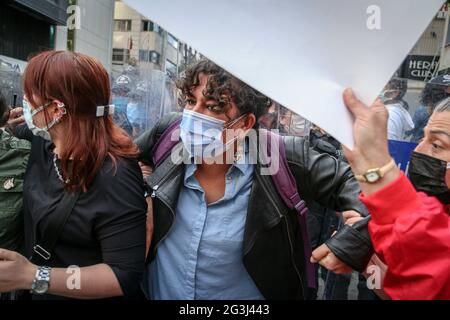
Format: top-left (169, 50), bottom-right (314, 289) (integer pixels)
top-left (0, 51), bottom-right (147, 300)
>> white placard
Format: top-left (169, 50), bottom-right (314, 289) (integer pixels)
top-left (125, 0), bottom-right (444, 148)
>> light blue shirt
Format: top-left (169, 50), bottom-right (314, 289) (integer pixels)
top-left (148, 155), bottom-right (264, 300)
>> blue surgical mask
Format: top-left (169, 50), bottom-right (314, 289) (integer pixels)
top-left (23, 99), bottom-right (65, 141)
top-left (179, 109), bottom-right (246, 159)
top-left (379, 93), bottom-right (388, 104)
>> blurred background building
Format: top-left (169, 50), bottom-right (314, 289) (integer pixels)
top-left (112, 0), bottom-right (202, 80)
top-left (0, 0), bottom-right (68, 105)
top-left (371, 4), bottom-right (450, 124)
top-left (0, 0), bottom-right (115, 106)
top-left (55, 0), bottom-right (115, 72)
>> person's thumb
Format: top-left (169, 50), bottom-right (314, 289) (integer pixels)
top-left (343, 88), bottom-right (368, 118)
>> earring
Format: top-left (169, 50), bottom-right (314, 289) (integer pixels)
top-left (57, 102), bottom-right (67, 115)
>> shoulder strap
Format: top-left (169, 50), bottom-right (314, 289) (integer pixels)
top-left (265, 130), bottom-right (316, 289)
top-left (30, 190), bottom-right (81, 264)
top-left (151, 118), bottom-right (182, 167)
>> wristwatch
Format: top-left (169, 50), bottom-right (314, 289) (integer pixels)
top-left (355, 158), bottom-right (397, 184)
top-left (30, 266), bottom-right (52, 295)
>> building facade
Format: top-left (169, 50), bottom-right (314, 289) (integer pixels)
top-left (0, 0), bottom-right (69, 105)
top-left (400, 11), bottom-right (447, 83)
top-left (0, 0), bottom-right (69, 63)
top-left (391, 6), bottom-right (450, 117)
top-left (112, 0), bottom-right (201, 79)
top-left (55, 0), bottom-right (115, 72)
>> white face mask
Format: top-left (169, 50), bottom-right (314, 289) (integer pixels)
top-left (23, 99), bottom-right (66, 141)
top-left (179, 109), bottom-right (247, 159)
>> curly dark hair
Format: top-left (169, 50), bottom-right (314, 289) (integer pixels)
top-left (176, 59), bottom-right (271, 125)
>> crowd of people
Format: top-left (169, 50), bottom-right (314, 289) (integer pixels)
top-left (0, 50), bottom-right (448, 300)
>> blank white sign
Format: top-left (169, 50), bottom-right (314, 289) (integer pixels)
top-left (125, 0), bottom-right (444, 148)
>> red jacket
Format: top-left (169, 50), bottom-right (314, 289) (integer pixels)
top-left (360, 172), bottom-right (450, 300)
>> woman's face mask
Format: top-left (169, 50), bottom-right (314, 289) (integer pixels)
top-left (379, 89), bottom-right (399, 104)
top-left (408, 151), bottom-right (450, 204)
top-left (179, 109), bottom-right (247, 160)
top-left (23, 99), bottom-right (65, 141)
top-left (126, 102), bottom-right (140, 123)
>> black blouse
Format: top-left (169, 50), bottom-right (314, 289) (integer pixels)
top-left (15, 125), bottom-right (147, 299)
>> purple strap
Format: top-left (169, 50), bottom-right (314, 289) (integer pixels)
top-left (151, 119), bottom-right (182, 167)
top-left (265, 130), bottom-right (316, 289)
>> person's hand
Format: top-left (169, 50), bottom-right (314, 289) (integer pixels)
top-left (7, 107), bottom-right (25, 127)
top-left (342, 89), bottom-right (391, 174)
top-left (0, 249), bottom-right (37, 293)
top-left (342, 210), bottom-right (363, 227)
top-left (342, 89), bottom-right (401, 194)
top-left (145, 197), bottom-right (154, 258)
top-left (310, 244), bottom-right (353, 275)
top-left (310, 212), bottom-right (362, 275)
top-left (139, 162), bottom-right (153, 180)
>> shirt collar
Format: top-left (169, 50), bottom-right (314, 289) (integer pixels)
top-left (185, 162), bottom-right (197, 184)
top-left (184, 140), bottom-right (252, 184)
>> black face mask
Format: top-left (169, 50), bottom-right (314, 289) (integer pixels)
top-left (408, 151), bottom-right (450, 204)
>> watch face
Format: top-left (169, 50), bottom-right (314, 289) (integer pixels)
top-left (365, 171), bottom-right (381, 183)
top-left (33, 281), bottom-right (49, 294)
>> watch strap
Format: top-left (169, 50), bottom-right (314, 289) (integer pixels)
top-left (355, 158), bottom-right (396, 183)
top-left (30, 266), bottom-right (52, 295)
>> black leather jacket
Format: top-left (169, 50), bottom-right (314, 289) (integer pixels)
top-left (135, 113), bottom-right (373, 300)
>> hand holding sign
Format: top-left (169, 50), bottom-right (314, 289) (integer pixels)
top-left (342, 89), bottom-right (401, 195)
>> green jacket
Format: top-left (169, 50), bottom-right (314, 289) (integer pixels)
top-left (0, 128), bottom-right (30, 251)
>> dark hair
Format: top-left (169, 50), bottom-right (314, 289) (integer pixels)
top-left (176, 59), bottom-right (271, 124)
top-left (385, 78), bottom-right (408, 97)
top-left (0, 93), bottom-right (9, 127)
top-left (384, 78), bottom-right (409, 109)
top-left (420, 82), bottom-right (450, 109)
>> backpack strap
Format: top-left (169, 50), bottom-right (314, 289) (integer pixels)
top-left (30, 190), bottom-right (81, 265)
top-left (264, 130), bottom-right (316, 289)
top-left (151, 119), bottom-right (182, 167)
